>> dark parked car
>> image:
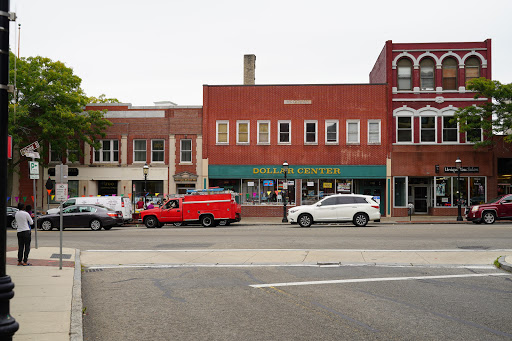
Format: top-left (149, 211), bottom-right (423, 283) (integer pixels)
top-left (38, 205), bottom-right (123, 231)
top-left (7, 207), bottom-right (19, 229)
top-left (466, 194), bottom-right (512, 224)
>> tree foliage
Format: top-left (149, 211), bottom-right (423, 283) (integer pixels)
top-left (8, 52), bottom-right (114, 167)
top-left (454, 78), bottom-right (512, 147)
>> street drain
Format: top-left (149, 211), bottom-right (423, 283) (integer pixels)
top-left (84, 268), bottom-right (104, 273)
top-left (50, 253), bottom-right (72, 259)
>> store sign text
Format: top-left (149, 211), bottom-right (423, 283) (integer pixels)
top-left (444, 166), bottom-right (479, 173)
top-left (253, 167), bottom-right (341, 175)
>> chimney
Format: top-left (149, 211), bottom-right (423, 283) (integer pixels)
top-left (244, 54), bottom-right (256, 85)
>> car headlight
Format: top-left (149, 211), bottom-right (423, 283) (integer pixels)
top-left (472, 206), bottom-right (479, 212)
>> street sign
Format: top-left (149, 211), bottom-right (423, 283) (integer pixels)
top-left (55, 183), bottom-right (68, 201)
top-left (29, 161), bottom-right (40, 180)
top-left (25, 152), bottom-right (40, 159)
top-left (20, 141), bottom-right (40, 156)
top-left (55, 164), bottom-right (69, 183)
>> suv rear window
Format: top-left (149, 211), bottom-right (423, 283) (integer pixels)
top-left (353, 197), bottom-right (369, 204)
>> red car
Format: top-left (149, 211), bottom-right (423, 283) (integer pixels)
top-left (466, 194), bottom-right (512, 224)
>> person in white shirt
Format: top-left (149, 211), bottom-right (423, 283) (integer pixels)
top-left (15, 203), bottom-right (33, 266)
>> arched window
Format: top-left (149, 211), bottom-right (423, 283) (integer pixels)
top-left (465, 57), bottom-right (480, 85)
top-left (420, 58), bottom-right (435, 91)
top-left (397, 58), bottom-right (412, 90)
top-left (442, 58), bottom-right (458, 90)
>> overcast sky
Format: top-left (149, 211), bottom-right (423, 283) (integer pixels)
top-left (9, 0), bottom-right (512, 106)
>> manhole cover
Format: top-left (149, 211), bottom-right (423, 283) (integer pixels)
top-left (457, 246), bottom-right (490, 250)
top-left (50, 253), bottom-right (72, 259)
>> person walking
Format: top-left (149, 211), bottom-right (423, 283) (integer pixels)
top-left (15, 202), bottom-right (33, 266)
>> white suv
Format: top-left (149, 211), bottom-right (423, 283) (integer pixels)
top-left (287, 194), bottom-right (381, 227)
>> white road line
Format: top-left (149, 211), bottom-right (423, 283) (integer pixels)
top-left (249, 273), bottom-right (510, 288)
top-left (85, 248), bottom-right (512, 252)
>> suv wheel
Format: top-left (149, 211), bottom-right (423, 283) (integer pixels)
top-left (298, 214), bottom-right (313, 227)
top-left (353, 213), bottom-right (369, 227)
top-left (482, 211), bottom-right (496, 224)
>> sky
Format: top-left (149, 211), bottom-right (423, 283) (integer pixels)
top-left (8, 0), bottom-right (512, 106)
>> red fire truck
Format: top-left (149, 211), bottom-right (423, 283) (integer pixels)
top-left (141, 190), bottom-right (241, 228)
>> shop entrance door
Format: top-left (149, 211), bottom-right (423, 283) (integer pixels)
top-left (358, 180), bottom-right (385, 216)
top-left (413, 186), bottom-right (428, 214)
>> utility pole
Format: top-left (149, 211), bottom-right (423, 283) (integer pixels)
top-left (0, 0), bottom-right (20, 339)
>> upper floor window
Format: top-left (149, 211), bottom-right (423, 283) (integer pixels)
top-left (304, 121), bottom-right (317, 144)
top-left (278, 121), bottom-right (291, 144)
top-left (94, 140), bottom-right (119, 163)
top-left (237, 120), bottom-right (250, 144)
top-left (397, 117), bottom-right (412, 143)
top-left (180, 139), bottom-right (192, 163)
top-left (368, 120), bottom-right (381, 144)
top-left (420, 116), bottom-right (436, 143)
top-left (465, 57), bottom-right (480, 85)
top-left (325, 120), bottom-right (338, 144)
top-left (346, 120), bottom-right (360, 144)
top-left (216, 121), bottom-right (229, 144)
top-left (467, 117), bottom-right (482, 143)
top-left (133, 140), bottom-right (146, 162)
top-left (152, 139), bottom-right (165, 162)
top-left (442, 58), bottom-right (458, 90)
top-left (257, 121), bottom-right (270, 144)
top-left (49, 144), bottom-right (62, 163)
top-left (397, 58), bottom-right (412, 90)
top-left (67, 145), bottom-right (80, 163)
top-left (442, 117), bottom-right (458, 142)
top-left (420, 58), bottom-right (435, 91)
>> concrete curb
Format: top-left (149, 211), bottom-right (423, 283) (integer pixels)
top-left (497, 256), bottom-right (512, 273)
top-left (70, 249), bottom-right (83, 341)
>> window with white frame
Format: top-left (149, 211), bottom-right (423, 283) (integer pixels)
top-left (133, 140), bottom-right (146, 162)
top-left (152, 139), bottom-right (165, 162)
top-left (346, 120), bottom-right (360, 144)
top-left (397, 116), bottom-right (413, 143)
top-left (466, 117), bottom-right (482, 143)
top-left (237, 121), bottom-right (250, 144)
top-left (216, 121), bottom-right (229, 144)
top-left (304, 121), bottom-right (318, 144)
top-left (397, 58), bottom-right (412, 90)
top-left (180, 139), bottom-right (192, 163)
top-left (94, 140), bottom-right (119, 163)
top-left (257, 121), bottom-right (270, 144)
top-left (420, 116), bottom-right (436, 142)
top-left (49, 144), bottom-right (62, 162)
top-left (420, 58), bottom-right (435, 91)
top-left (368, 120), bottom-right (381, 144)
top-left (325, 120), bottom-right (338, 144)
top-left (67, 141), bottom-right (80, 163)
top-left (442, 116), bottom-right (458, 142)
top-left (278, 120), bottom-right (291, 144)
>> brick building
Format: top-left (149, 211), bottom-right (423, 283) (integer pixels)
top-left (370, 39), bottom-right (499, 216)
top-left (202, 83), bottom-right (389, 217)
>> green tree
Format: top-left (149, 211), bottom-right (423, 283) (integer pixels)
top-left (454, 78), bottom-right (512, 147)
top-left (8, 52), bottom-right (114, 166)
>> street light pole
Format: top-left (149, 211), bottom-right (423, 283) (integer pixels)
top-left (282, 161), bottom-right (289, 223)
top-left (0, 0), bottom-right (20, 338)
top-left (143, 163), bottom-right (149, 209)
top-left (456, 157), bottom-right (463, 221)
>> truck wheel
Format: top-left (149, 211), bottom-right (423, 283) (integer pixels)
top-left (144, 216), bottom-right (159, 228)
top-left (353, 213), bottom-right (369, 227)
top-left (482, 211), bottom-right (496, 224)
top-left (298, 214), bottom-right (313, 227)
top-left (201, 215), bottom-right (215, 227)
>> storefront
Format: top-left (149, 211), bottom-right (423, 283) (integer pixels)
top-left (209, 165), bottom-right (386, 216)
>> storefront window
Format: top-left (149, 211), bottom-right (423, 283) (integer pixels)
top-left (278, 179), bottom-right (295, 205)
top-left (209, 179), bottom-right (240, 193)
top-left (336, 180), bottom-right (352, 194)
top-left (454, 177), bottom-right (468, 207)
top-left (133, 180), bottom-right (164, 207)
top-left (262, 179), bottom-right (278, 204)
top-left (470, 177), bottom-right (486, 206)
top-left (301, 179), bottom-right (318, 205)
top-left (49, 180), bottom-right (79, 204)
top-left (394, 177), bottom-right (407, 207)
top-left (435, 177), bottom-right (452, 207)
top-left (242, 180), bottom-right (260, 204)
top-left (320, 179), bottom-right (335, 198)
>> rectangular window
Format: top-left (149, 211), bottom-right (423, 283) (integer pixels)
top-left (94, 140), bottom-right (119, 163)
top-left (469, 177), bottom-right (486, 206)
top-left (368, 120), bottom-right (381, 144)
top-left (304, 121), bottom-right (317, 144)
top-left (346, 120), bottom-right (360, 144)
top-left (180, 139), bottom-right (192, 163)
top-left (152, 140), bottom-right (165, 162)
top-left (325, 120), bottom-right (338, 144)
top-left (397, 117), bottom-right (412, 142)
top-left (257, 121), bottom-right (270, 144)
top-left (237, 121), bottom-right (250, 144)
top-left (443, 117), bottom-right (458, 142)
top-left (216, 121), bottom-right (229, 144)
top-left (467, 117), bottom-right (482, 143)
top-left (394, 177), bottom-right (407, 207)
top-left (49, 144), bottom-right (61, 162)
top-left (278, 121), bottom-right (291, 144)
top-left (133, 140), bottom-right (146, 162)
top-left (435, 177), bottom-right (452, 207)
top-left (67, 147), bottom-right (80, 163)
top-left (420, 117), bottom-right (436, 142)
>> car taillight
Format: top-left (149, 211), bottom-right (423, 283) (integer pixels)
top-left (107, 212), bottom-right (117, 217)
top-left (122, 201), bottom-right (125, 207)
top-left (371, 205), bottom-right (379, 209)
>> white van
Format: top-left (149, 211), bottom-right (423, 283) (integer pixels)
top-left (47, 196), bottom-right (133, 223)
